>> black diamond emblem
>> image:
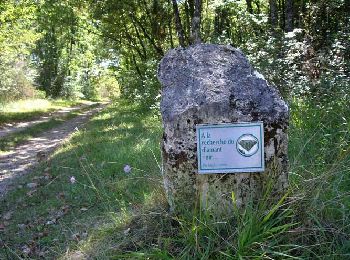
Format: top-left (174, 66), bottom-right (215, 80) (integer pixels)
top-left (238, 139), bottom-right (257, 152)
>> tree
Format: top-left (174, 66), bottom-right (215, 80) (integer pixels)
top-left (0, 1), bottom-right (39, 103)
top-left (269, 0), bottom-right (278, 29)
top-left (285, 0), bottom-right (293, 32)
top-left (34, 0), bottom-right (78, 97)
top-left (246, 0), bottom-right (253, 14)
top-left (171, 0), bottom-right (185, 47)
top-left (33, 0), bottom-right (105, 99)
top-left (191, 0), bottom-right (202, 44)
top-left (0, 0), bottom-right (347, 107)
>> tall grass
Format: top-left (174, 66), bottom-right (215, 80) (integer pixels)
top-left (287, 95), bottom-right (350, 258)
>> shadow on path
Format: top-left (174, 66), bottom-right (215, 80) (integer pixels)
top-left (0, 101), bottom-right (97, 139)
top-left (0, 104), bottom-right (107, 199)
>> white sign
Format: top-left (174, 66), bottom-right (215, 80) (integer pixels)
top-left (196, 122), bottom-right (264, 174)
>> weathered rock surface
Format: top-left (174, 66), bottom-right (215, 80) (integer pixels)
top-left (158, 44), bottom-right (289, 215)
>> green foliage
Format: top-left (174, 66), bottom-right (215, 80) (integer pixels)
top-left (206, 1), bottom-right (269, 45)
top-left (34, 1), bottom-right (108, 99)
top-left (1, 0), bottom-right (348, 105)
top-left (90, 0), bottom-right (172, 107)
top-left (0, 1), bottom-right (40, 104)
top-left (242, 27), bottom-right (349, 100)
top-left (0, 0), bottom-right (349, 258)
top-left (118, 58), bottom-right (160, 105)
top-left (89, 0), bottom-right (349, 106)
top-left (93, 70), bottom-right (120, 100)
top-left (0, 0), bottom-right (120, 103)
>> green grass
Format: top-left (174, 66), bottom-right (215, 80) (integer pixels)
top-left (0, 104), bottom-right (100, 152)
top-left (0, 97), bottom-right (349, 259)
top-left (287, 95), bottom-right (350, 258)
top-left (0, 100), bottom-right (164, 259)
top-left (0, 98), bottom-right (89, 125)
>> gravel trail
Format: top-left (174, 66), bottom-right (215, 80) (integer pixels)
top-left (0, 103), bottom-right (106, 199)
top-left (0, 101), bottom-right (96, 139)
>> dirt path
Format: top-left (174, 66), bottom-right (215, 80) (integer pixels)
top-left (0, 101), bottom-right (97, 139)
top-left (0, 103), bottom-right (107, 199)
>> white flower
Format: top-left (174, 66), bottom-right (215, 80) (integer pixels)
top-left (123, 165), bottom-right (132, 173)
top-left (70, 176), bottom-right (76, 184)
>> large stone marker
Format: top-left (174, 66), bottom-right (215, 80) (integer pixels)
top-left (158, 44), bottom-right (288, 215)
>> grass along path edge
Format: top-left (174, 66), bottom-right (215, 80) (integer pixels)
top-left (0, 103), bottom-right (101, 152)
top-left (0, 100), bottom-right (164, 259)
top-left (0, 99), bottom-right (94, 126)
top-left (0, 101), bottom-right (99, 139)
top-left (0, 103), bottom-right (108, 199)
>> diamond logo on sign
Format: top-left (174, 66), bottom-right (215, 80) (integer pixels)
top-left (196, 122), bottom-right (264, 174)
top-left (237, 134), bottom-right (259, 157)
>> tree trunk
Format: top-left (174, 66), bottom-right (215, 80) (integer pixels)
top-left (130, 14), bottom-right (164, 56)
top-left (285, 0), bottom-right (293, 32)
top-left (246, 0), bottom-right (253, 14)
top-left (184, 0), bottom-right (192, 43)
top-left (130, 20), bottom-right (148, 59)
top-left (171, 0), bottom-right (186, 47)
top-left (346, 0), bottom-right (350, 27)
top-left (191, 0), bottom-right (202, 44)
top-left (255, 0), bottom-right (261, 14)
top-left (280, 0), bottom-right (285, 30)
top-left (269, 0), bottom-right (278, 29)
top-left (168, 20), bottom-right (174, 48)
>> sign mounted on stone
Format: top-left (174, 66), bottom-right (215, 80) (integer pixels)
top-left (158, 44), bottom-right (289, 215)
top-left (197, 122), bottom-right (264, 174)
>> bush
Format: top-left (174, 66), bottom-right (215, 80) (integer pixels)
top-left (118, 58), bottom-right (161, 108)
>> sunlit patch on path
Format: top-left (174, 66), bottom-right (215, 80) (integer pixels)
top-left (0, 101), bottom-right (97, 139)
top-left (0, 104), bottom-right (107, 198)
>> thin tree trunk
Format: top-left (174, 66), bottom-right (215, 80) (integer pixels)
top-left (191, 0), bottom-right (202, 44)
top-left (171, 0), bottom-right (186, 47)
top-left (269, 0), bottom-right (278, 29)
top-left (255, 0), bottom-right (261, 14)
top-left (246, 0), bottom-right (253, 14)
top-left (168, 20), bottom-right (174, 48)
top-left (184, 0), bottom-right (192, 43)
top-left (123, 23), bottom-right (146, 60)
top-left (346, 0), bottom-right (350, 28)
top-left (285, 0), bottom-right (293, 32)
top-left (130, 14), bottom-right (164, 56)
top-left (131, 20), bottom-right (148, 59)
top-left (188, 0), bottom-right (194, 17)
top-left (131, 53), bottom-right (143, 79)
top-left (280, 0), bottom-right (285, 30)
